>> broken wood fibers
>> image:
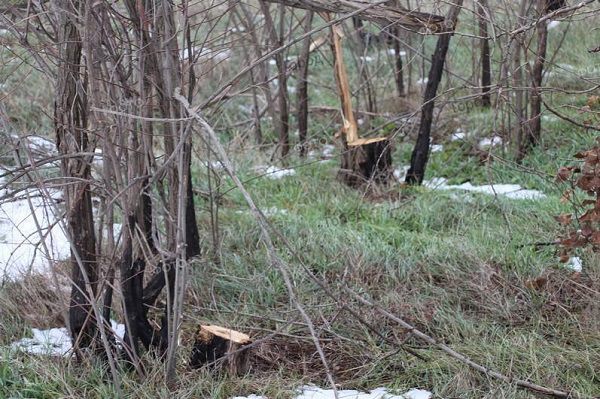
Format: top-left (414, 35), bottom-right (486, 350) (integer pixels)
top-left (190, 325), bottom-right (252, 374)
top-left (323, 13), bottom-right (393, 186)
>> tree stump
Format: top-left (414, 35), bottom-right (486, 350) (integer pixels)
top-left (189, 325), bottom-right (252, 374)
top-left (339, 137), bottom-right (393, 187)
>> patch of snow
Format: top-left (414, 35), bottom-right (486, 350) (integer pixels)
top-left (256, 165), bottom-right (296, 179)
top-left (451, 129), bottom-right (466, 141)
top-left (11, 320), bottom-right (125, 357)
top-left (547, 20), bottom-right (561, 29)
top-left (430, 144), bottom-right (443, 153)
top-left (0, 181), bottom-right (70, 280)
top-left (322, 144), bottom-right (335, 158)
top-left (394, 166), bottom-right (410, 181)
top-left (262, 207), bottom-right (288, 217)
top-left (10, 134), bottom-right (57, 157)
top-left (293, 385), bottom-right (432, 399)
top-left (203, 160), bottom-right (224, 170)
top-left (478, 136), bottom-right (502, 149)
top-left (566, 256), bottom-right (582, 272)
top-left (416, 77), bottom-right (428, 85)
top-left (424, 178), bottom-right (546, 200)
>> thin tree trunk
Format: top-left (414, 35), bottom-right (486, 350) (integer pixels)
top-left (527, 0), bottom-right (548, 148)
top-left (392, 26), bottom-right (405, 97)
top-left (260, 1), bottom-right (290, 158)
top-left (478, 0), bottom-right (491, 107)
top-left (514, 0), bottom-right (528, 160)
top-left (405, 0), bottom-right (463, 185)
top-left (55, 0), bottom-right (98, 350)
top-left (297, 11), bottom-right (313, 157)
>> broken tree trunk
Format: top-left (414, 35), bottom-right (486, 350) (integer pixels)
top-left (190, 325), bottom-right (252, 374)
top-left (405, 0), bottom-right (463, 185)
top-left (325, 17), bottom-right (392, 186)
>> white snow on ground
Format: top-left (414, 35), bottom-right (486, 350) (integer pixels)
top-left (430, 144), bottom-right (443, 153)
top-left (451, 129), bottom-right (466, 141)
top-left (566, 256), bottom-right (583, 272)
top-left (203, 160), bottom-right (224, 170)
top-left (478, 136), bottom-right (502, 149)
top-left (424, 177), bottom-right (546, 200)
top-left (0, 179), bottom-right (70, 280)
top-left (547, 20), bottom-right (561, 29)
top-left (11, 320), bottom-right (125, 357)
top-left (393, 166), bottom-right (410, 181)
top-left (262, 207), bottom-right (288, 217)
top-left (322, 144), bottom-right (336, 159)
top-left (256, 165), bottom-right (296, 179)
top-left (232, 386), bottom-right (432, 399)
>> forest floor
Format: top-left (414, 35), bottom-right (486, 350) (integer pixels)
top-left (1, 112), bottom-right (599, 398)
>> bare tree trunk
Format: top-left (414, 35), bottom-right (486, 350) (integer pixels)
top-left (297, 11), bottom-right (313, 157)
top-left (392, 26), bottom-right (405, 97)
top-left (527, 0), bottom-right (548, 148)
top-left (478, 0), bottom-right (491, 107)
top-left (405, 0), bottom-right (463, 185)
top-left (514, 0), bottom-right (529, 160)
top-left (54, 0), bottom-right (98, 351)
top-left (260, 1), bottom-right (290, 158)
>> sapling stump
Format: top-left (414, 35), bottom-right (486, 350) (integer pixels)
top-left (189, 325), bottom-right (252, 374)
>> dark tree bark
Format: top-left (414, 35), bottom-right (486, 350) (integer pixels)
top-left (526, 0), bottom-right (549, 148)
top-left (297, 11), bottom-right (313, 157)
top-left (392, 26), bottom-right (405, 97)
top-left (55, 0), bottom-right (98, 350)
top-left (339, 139), bottom-right (393, 186)
top-left (260, 1), bottom-right (290, 158)
top-left (478, 0), bottom-right (491, 107)
top-left (405, 0), bottom-right (463, 185)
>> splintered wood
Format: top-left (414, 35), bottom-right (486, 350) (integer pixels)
top-left (322, 13), bottom-right (393, 186)
top-left (189, 325), bottom-right (252, 374)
